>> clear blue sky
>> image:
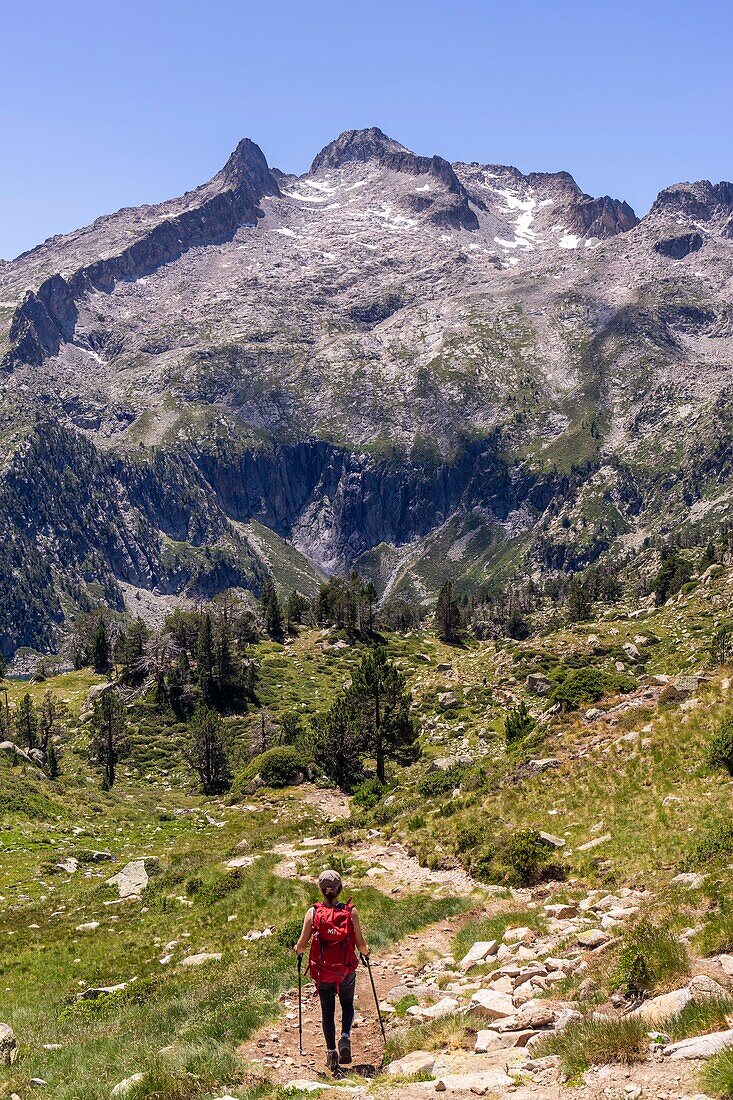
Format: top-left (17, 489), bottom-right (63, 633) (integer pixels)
top-left (1, 0), bottom-right (731, 260)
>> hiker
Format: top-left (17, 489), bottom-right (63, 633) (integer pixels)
top-left (295, 868), bottom-right (370, 1071)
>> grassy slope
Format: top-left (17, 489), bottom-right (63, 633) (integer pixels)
top-left (2, 567), bottom-right (733, 1097)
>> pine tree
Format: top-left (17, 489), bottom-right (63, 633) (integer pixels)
top-left (89, 689), bottom-right (128, 790)
top-left (38, 690), bottom-right (66, 753)
top-left (436, 581), bottom-right (461, 642)
top-left (15, 693), bottom-right (38, 750)
top-left (90, 616), bottom-right (111, 673)
top-left (46, 738), bottom-right (59, 779)
top-left (347, 647), bottom-right (417, 783)
top-left (261, 578), bottom-right (283, 640)
top-left (189, 705), bottom-right (231, 794)
top-left (197, 613), bottom-right (216, 704)
top-left (313, 695), bottom-right (365, 791)
top-left (214, 616), bottom-right (239, 707)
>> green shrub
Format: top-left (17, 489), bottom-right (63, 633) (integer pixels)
top-left (612, 920), bottom-right (689, 995)
top-left (244, 746), bottom-right (311, 788)
top-left (550, 666), bottom-right (635, 710)
top-left (709, 716), bottom-right (733, 775)
top-left (276, 917), bottom-right (305, 949)
top-left (407, 813), bottom-right (426, 830)
top-left (505, 701), bottom-right (535, 744)
top-left (352, 777), bottom-right (388, 811)
top-left (695, 906), bottom-right (733, 956)
top-left (417, 766), bottom-right (464, 797)
top-left (474, 829), bottom-right (564, 887)
top-left (455, 820), bottom-right (485, 852)
top-left (686, 821), bottom-right (733, 867)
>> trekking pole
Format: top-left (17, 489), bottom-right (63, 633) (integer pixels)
top-left (297, 953), bottom-right (304, 1055)
top-left (360, 952), bottom-right (386, 1042)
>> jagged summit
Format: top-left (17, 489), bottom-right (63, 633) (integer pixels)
top-left (309, 127), bottom-right (410, 172)
top-left (216, 137), bottom-right (281, 196)
top-left (650, 179), bottom-right (733, 226)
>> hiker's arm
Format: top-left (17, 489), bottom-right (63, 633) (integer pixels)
top-left (351, 907), bottom-right (369, 956)
top-left (294, 907), bottom-right (313, 955)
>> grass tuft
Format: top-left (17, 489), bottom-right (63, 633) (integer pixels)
top-left (536, 1015), bottom-right (648, 1077)
top-left (702, 1048), bottom-right (733, 1099)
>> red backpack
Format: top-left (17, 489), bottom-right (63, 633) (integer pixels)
top-left (308, 900), bottom-right (358, 989)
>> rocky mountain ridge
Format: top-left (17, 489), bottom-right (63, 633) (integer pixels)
top-left (1, 127), bottom-right (732, 656)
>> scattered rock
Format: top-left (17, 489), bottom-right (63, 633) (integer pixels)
top-left (180, 952), bottom-right (222, 967)
top-left (433, 1070), bottom-right (514, 1093)
top-left (78, 850), bottom-right (115, 863)
top-left (577, 834), bottom-right (611, 852)
top-left (0, 1023), bottom-right (18, 1065)
top-left (459, 940), bottom-right (498, 972)
top-left (664, 1029), bottom-right (733, 1059)
top-left (544, 903), bottom-right (575, 918)
top-left (634, 987), bottom-right (692, 1022)
top-left (75, 921), bottom-right (100, 932)
top-left (526, 674), bottom-right (551, 695)
top-left (470, 989), bottom-right (515, 1020)
top-left (503, 927), bottom-right (532, 945)
top-left (538, 833), bottom-right (566, 850)
top-left (386, 1050), bottom-right (436, 1076)
top-left (107, 858), bottom-right (158, 898)
top-left (577, 929), bottom-right (610, 948)
top-left (689, 974), bottom-right (728, 999)
top-left (421, 996), bottom-right (459, 1020)
top-left (110, 1074), bottom-right (144, 1097)
top-left (672, 872), bottom-right (704, 889)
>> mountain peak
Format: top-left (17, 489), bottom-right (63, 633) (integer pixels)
top-left (309, 127), bottom-right (409, 173)
top-left (650, 179), bottom-right (733, 222)
top-left (217, 137), bottom-right (281, 197)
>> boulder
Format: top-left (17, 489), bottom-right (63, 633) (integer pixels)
top-left (688, 974), bottom-right (727, 999)
top-left (470, 989), bottom-right (515, 1020)
top-left (0, 741), bottom-right (38, 767)
top-left (512, 1002), bottom-right (556, 1029)
top-left (0, 1023), bottom-right (18, 1065)
top-left (78, 850), bottom-right (114, 863)
top-left (56, 857), bottom-right (79, 874)
top-left (433, 1070), bottom-right (514, 1093)
top-left (538, 833), bottom-right (566, 850)
top-left (77, 982), bottom-right (129, 1001)
top-left (526, 674), bottom-right (551, 695)
top-left (459, 940), bottom-right (498, 972)
top-left (75, 921), bottom-right (100, 932)
top-left (437, 692), bottom-right (459, 711)
top-left (107, 858), bottom-right (158, 898)
top-left (577, 929), bottom-right (610, 948)
top-left (672, 872), bottom-right (704, 889)
top-left (633, 987), bottom-right (692, 1022)
top-left (503, 927), bottom-right (532, 945)
top-left (386, 1050), bottom-right (436, 1077)
top-left (577, 834), bottom-right (611, 852)
top-left (111, 1074), bottom-right (144, 1097)
top-left (226, 855), bottom-right (255, 869)
top-left (421, 996), bottom-right (459, 1020)
top-left (718, 955), bottom-right (733, 976)
top-left (664, 1029), bottom-right (733, 1060)
top-left (180, 952), bottom-right (222, 967)
top-left (544, 903), bottom-right (575, 918)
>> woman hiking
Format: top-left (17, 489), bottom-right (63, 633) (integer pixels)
top-left (295, 868), bottom-right (370, 1072)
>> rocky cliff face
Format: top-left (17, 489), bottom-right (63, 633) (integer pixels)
top-left (1, 128), bottom-right (732, 655)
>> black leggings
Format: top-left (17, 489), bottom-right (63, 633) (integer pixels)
top-left (318, 970), bottom-right (356, 1050)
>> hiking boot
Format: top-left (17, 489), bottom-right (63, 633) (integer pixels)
top-left (326, 1049), bottom-right (340, 1073)
top-left (338, 1035), bottom-right (352, 1064)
